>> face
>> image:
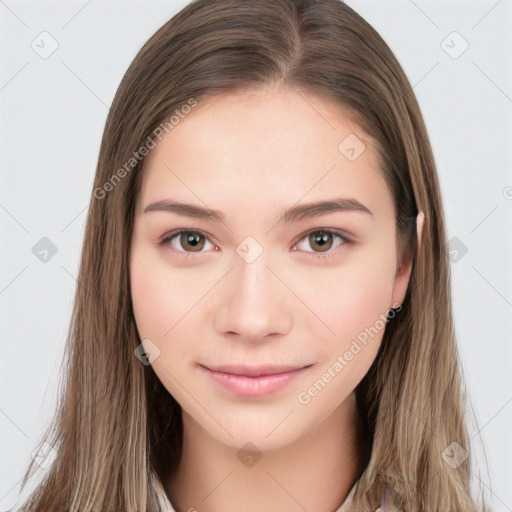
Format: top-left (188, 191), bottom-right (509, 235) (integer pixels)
top-left (129, 86), bottom-right (412, 451)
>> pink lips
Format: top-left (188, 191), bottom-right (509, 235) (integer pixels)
top-left (200, 364), bottom-right (311, 397)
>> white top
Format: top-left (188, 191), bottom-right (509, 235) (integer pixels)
top-left (153, 477), bottom-right (364, 512)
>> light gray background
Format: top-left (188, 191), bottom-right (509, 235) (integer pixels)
top-left (1, 0), bottom-right (511, 510)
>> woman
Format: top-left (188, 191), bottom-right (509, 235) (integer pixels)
top-left (13, 0), bottom-right (490, 510)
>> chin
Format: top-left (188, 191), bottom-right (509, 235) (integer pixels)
top-left (184, 404), bottom-right (318, 453)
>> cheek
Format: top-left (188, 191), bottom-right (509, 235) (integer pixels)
top-left (130, 248), bottom-right (203, 340)
top-left (299, 250), bottom-right (396, 356)
top-left (130, 252), bottom-right (169, 338)
top-left (294, 257), bottom-right (396, 408)
top-left (130, 251), bottom-right (199, 397)
top-left (333, 271), bottom-right (392, 337)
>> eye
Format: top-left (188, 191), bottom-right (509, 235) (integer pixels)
top-left (158, 229), bottom-right (216, 254)
top-left (157, 228), bottom-right (352, 259)
top-left (292, 229), bottom-right (351, 259)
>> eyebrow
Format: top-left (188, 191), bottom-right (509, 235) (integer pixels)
top-left (142, 197), bottom-right (373, 224)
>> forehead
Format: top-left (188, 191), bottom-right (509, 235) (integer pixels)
top-left (137, 87), bottom-right (392, 222)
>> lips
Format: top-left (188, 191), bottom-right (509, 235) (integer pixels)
top-left (203, 363), bottom-right (311, 377)
top-left (199, 363), bottom-right (313, 397)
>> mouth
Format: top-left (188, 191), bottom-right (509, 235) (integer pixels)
top-left (204, 363), bottom-right (312, 377)
top-left (199, 363), bottom-right (313, 397)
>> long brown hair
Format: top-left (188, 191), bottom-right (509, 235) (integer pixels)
top-left (16, 0), bottom-right (491, 510)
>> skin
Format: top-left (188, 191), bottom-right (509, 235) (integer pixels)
top-left (130, 86), bottom-right (422, 512)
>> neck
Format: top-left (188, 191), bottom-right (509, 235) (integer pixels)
top-left (166, 394), bottom-right (368, 512)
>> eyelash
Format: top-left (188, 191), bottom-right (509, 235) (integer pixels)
top-left (157, 228), bottom-right (353, 261)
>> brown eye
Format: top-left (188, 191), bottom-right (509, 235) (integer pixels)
top-left (308, 231), bottom-right (334, 252)
top-left (179, 231), bottom-right (205, 252)
top-left (159, 230), bottom-right (214, 253)
top-left (294, 229), bottom-right (349, 257)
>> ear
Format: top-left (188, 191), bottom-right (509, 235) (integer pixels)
top-left (390, 211), bottom-right (424, 307)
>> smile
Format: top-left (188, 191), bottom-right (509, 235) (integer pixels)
top-left (200, 364), bottom-right (313, 397)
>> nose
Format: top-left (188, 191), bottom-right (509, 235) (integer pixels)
top-left (213, 249), bottom-right (293, 344)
